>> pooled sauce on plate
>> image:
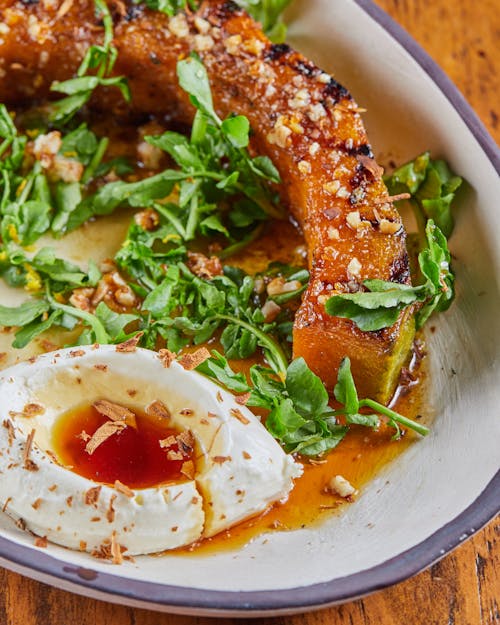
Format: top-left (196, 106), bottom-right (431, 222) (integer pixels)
top-left (52, 404), bottom-right (190, 489)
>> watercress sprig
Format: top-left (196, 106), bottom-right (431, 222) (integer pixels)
top-left (325, 219), bottom-right (454, 331)
top-left (198, 353), bottom-right (428, 456)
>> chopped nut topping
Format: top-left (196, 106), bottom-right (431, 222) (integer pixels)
top-left (146, 400), bottom-right (171, 420)
top-left (327, 474), bottom-right (357, 498)
top-left (187, 251), bottom-right (223, 279)
top-left (298, 160), bottom-right (311, 175)
top-left (158, 348), bottom-right (176, 368)
top-left (115, 332), bottom-right (143, 352)
top-left (85, 421), bottom-right (126, 455)
top-left (178, 347), bottom-right (210, 370)
top-left (347, 257), bottom-right (362, 279)
top-left (230, 408), bottom-right (250, 425)
top-left (261, 299), bottom-right (281, 323)
top-left (379, 219), bottom-right (401, 235)
top-left (84, 486), bottom-right (102, 507)
top-left (114, 480), bottom-right (134, 498)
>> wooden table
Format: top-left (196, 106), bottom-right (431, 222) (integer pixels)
top-left (1, 1), bottom-right (499, 623)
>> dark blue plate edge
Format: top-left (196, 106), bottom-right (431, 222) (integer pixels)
top-left (0, 0), bottom-right (499, 615)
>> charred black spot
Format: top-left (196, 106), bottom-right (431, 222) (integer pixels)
top-left (389, 253), bottom-right (410, 284)
top-left (215, 1), bottom-right (241, 20)
top-left (149, 52), bottom-right (161, 65)
top-left (266, 43), bottom-right (291, 61)
top-left (294, 60), bottom-right (316, 77)
top-left (323, 78), bottom-right (349, 104)
top-left (349, 143), bottom-right (373, 158)
top-left (21, 0), bottom-right (39, 4)
top-left (125, 5), bottom-right (143, 21)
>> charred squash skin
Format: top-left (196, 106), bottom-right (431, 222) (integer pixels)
top-left (0, 0), bottom-right (414, 402)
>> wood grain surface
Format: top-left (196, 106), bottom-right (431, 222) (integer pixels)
top-left (1, 0), bottom-right (499, 623)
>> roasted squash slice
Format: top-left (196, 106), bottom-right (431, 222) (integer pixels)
top-left (0, 0), bottom-right (414, 402)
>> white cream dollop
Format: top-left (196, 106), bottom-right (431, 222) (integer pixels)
top-left (0, 346), bottom-right (302, 556)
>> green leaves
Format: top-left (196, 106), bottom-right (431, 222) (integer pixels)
top-left (198, 353), bottom-right (428, 457)
top-left (236, 0), bottom-right (293, 42)
top-left (49, 0), bottom-right (130, 124)
top-left (385, 151), bottom-right (462, 238)
top-left (326, 220), bottom-right (454, 331)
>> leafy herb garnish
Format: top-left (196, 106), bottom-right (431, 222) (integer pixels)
top-left (49, 0), bottom-right (130, 124)
top-left (198, 353), bottom-right (428, 456)
top-left (64, 54), bottom-right (282, 242)
top-left (325, 219), bottom-right (454, 331)
top-left (385, 152), bottom-right (462, 238)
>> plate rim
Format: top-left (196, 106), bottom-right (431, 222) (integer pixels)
top-left (0, 0), bottom-right (498, 615)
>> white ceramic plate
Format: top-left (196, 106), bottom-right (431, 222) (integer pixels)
top-left (0, 0), bottom-right (498, 616)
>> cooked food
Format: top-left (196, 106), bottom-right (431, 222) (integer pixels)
top-left (0, 345), bottom-right (301, 555)
top-left (0, 0), bottom-right (460, 559)
top-left (0, 0), bottom-right (414, 402)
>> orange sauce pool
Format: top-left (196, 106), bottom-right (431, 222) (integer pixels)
top-left (52, 404), bottom-right (191, 489)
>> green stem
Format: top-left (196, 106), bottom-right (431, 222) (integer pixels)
top-left (218, 224), bottom-right (264, 259)
top-left (360, 398), bottom-right (430, 436)
top-left (82, 137), bottom-right (109, 184)
top-left (212, 313), bottom-right (288, 376)
top-left (153, 203), bottom-right (187, 239)
top-left (46, 290), bottom-right (109, 344)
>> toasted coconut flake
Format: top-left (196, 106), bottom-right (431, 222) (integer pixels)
top-left (235, 393), bottom-right (251, 406)
top-left (93, 399), bottom-right (137, 428)
top-left (374, 193), bottom-right (411, 205)
top-left (176, 430), bottom-right (194, 454)
top-left (77, 430), bottom-right (91, 442)
top-left (146, 399), bottom-right (171, 420)
top-left (85, 421), bottom-right (126, 455)
top-left (110, 531), bottom-right (123, 565)
top-left (34, 535), bottom-right (48, 548)
top-left (23, 428), bottom-right (36, 467)
top-left (3, 420), bottom-right (15, 446)
top-left (159, 435), bottom-right (177, 449)
top-left (158, 348), bottom-right (176, 368)
top-left (181, 460), bottom-right (195, 479)
top-left (115, 332), bottom-right (143, 352)
top-left (106, 495), bottom-right (117, 523)
top-left (84, 485), bottom-right (102, 507)
top-left (212, 455), bottom-right (232, 464)
top-left (357, 154), bottom-right (384, 177)
top-left (230, 408), bottom-right (250, 425)
top-left (9, 403), bottom-right (45, 419)
top-left (167, 450), bottom-right (183, 461)
top-left (114, 480), bottom-right (134, 498)
top-left (178, 347), bottom-right (210, 370)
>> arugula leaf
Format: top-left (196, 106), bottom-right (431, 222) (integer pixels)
top-left (0, 299), bottom-right (50, 327)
